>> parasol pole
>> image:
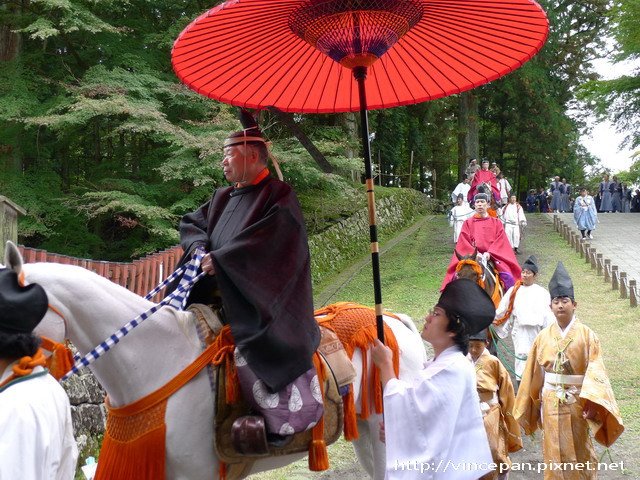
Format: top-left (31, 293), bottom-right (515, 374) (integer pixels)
top-left (354, 66), bottom-right (385, 343)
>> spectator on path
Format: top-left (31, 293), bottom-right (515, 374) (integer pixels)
top-left (632, 189), bottom-right (640, 212)
top-left (449, 193), bottom-right (474, 243)
top-left (525, 189), bottom-right (538, 213)
top-left (537, 187), bottom-right (549, 213)
top-left (595, 192), bottom-right (602, 212)
top-left (599, 173), bottom-right (613, 212)
top-left (514, 263), bottom-right (624, 477)
top-left (451, 177), bottom-right (471, 206)
top-left (610, 176), bottom-right (622, 213)
top-left (493, 255), bottom-right (555, 384)
top-left (490, 161), bottom-right (501, 176)
top-left (468, 329), bottom-right (522, 479)
top-left (372, 279), bottom-right (495, 480)
top-left (442, 189), bottom-right (521, 291)
top-left (499, 194), bottom-right (527, 254)
top-left (0, 269), bottom-right (78, 479)
top-left (573, 187), bottom-right (598, 240)
top-left (468, 159), bottom-right (500, 204)
top-left (622, 183), bottom-right (631, 213)
top-left (465, 158), bottom-right (480, 181)
top-left (561, 178), bottom-right (572, 213)
top-left (497, 173), bottom-right (511, 206)
top-left (549, 176), bottom-right (564, 213)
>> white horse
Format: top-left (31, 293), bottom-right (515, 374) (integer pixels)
top-left (3, 241), bottom-right (426, 480)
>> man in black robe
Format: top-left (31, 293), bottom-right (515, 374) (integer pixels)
top-left (175, 118), bottom-right (320, 393)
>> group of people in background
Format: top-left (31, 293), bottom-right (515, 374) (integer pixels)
top-left (450, 159), bottom-right (526, 254)
top-left (440, 178), bottom-right (624, 479)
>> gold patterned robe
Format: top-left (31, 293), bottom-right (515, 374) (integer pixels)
top-left (472, 349), bottom-right (522, 478)
top-left (514, 318), bottom-right (624, 479)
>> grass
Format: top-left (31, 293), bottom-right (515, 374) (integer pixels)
top-left (250, 213), bottom-right (639, 479)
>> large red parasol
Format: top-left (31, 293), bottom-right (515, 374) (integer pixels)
top-left (172, 0), bottom-right (548, 340)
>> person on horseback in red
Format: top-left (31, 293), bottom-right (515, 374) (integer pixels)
top-left (442, 188), bottom-right (522, 291)
top-left (468, 159), bottom-right (501, 204)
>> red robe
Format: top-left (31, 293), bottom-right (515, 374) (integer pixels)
top-left (442, 214), bottom-right (521, 290)
top-left (468, 169), bottom-right (500, 202)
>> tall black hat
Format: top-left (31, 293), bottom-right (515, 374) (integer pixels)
top-left (437, 279), bottom-right (495, 335)
top-left (0, 269), bottom-right (48, 334)
top-left (474, 185), bottom-right (489, 202)
top-left (522, 255), bottom-right (539, 274)
top-left (224, 109), bottom-right (267, 148)
top-left (548, 262), bottom-right (574, 300)
top-left (469, 329), bottom-right (488, 341)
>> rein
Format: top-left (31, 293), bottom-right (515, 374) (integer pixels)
top-left (58, 247), bottom-right (207, 381)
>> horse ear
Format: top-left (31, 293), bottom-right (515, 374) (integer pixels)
top-left (4, 241), bottom-right (24, 274)
top-left (454, 249), bottom-right (463, 261)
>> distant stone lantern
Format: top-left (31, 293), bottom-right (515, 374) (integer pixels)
top-left (0, 195), bottom-right (26, 259)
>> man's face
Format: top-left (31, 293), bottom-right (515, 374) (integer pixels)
top-left (475, 198), bottom-right (488, 214)
top-left (481, 162), bottom-right (489, 170)
top-left (509, 195), bottom-right (516, 204)
top-left (468, 340), bottom-right (486, 362)
top-left (456, 197), bottom-right (463, 205)
top-left (551, 297), bottom-right (576, 323)
top-left (521, 268), bottom-right (536, 286)
top-left (581, 189), bottom-right (588, 197)
top-left (221, 144), bottom-right (256, 183)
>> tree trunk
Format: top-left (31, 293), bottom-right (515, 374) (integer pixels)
top-left (457, 91), bottom-right (479, 181)
top-left (267, 107), bottom-right (333, 174)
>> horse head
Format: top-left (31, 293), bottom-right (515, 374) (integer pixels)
top-left (3, 241), bottom-right (67, 345)
top-left (454, 249), bottom-right (484, 284)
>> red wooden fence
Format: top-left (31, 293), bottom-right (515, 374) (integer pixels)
top-left (18, 245), bottom-right (184, 302)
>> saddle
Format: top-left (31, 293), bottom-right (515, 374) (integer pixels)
top-left (188, 304), bottom-right (344, 480)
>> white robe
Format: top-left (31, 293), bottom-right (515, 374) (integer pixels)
top-left (449, 205), bottom-right (474, 242)
top-left (499, 203), bottom-right (526, 248)
top-left (451, 183), bottom-right (471, 205)
top-left (0, 365), bottom-right (78, 480)
top-left (494, 283), bottom-right (555, 378)
top-left (383, 346), bottom-right (493, 479)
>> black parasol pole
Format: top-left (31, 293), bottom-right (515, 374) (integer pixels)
top-left (353, 66), bottom-right (385, 343)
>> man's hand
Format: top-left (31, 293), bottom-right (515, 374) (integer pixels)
top-left (200, 253), bottom-right (216, 275)
top-left (372, 339), bottom-right (397, 388)
top-left (582, 400), bottom-right (598, 420)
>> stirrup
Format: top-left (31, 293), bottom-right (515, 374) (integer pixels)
top-left (231, 415), bottom-right (269, 456)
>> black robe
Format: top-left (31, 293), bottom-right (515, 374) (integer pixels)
top-left (174, 175), bottom-right (320, 392)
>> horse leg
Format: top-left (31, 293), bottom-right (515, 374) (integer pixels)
top-left (353, 414), bottom-right (386, 480)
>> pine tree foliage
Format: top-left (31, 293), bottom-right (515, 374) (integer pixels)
top-left (0, 0), bottom-right (628, 259)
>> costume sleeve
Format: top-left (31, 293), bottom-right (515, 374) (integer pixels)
top-left (589, 198), bottom-right (598, 219)
top-left (383, 371), bottom-right (465, 472)
top-left (493, 287), bottom-right (514, 338)
top-left (179, 196), bottom-right (214, 254)
top-left (580, 331), bottom-right (624, 447)
top-left (513, 337), bottom-right (544, 435)
top-left (496, 360), bottom-right (522, 452)
top-left (519, 206), bottom-right (527, 224)
top-left (0, 405), bottom-right (39, 480)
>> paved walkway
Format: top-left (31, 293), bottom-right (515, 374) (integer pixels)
top-left (551, 212), bottom-right (640, 286)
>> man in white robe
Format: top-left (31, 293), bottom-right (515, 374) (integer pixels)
top-left (498, 195), bottom-right (526, 254)
top-left (449, 194), bottom-right (474, 243)
top-left (493, 255), bottom-right (555, 381)
top-left (451, 178), bottom-right (471, 205)
top-left (0, 268), bottom-right (78, 480)
top-left (373, 279), bottom-right (495, 479)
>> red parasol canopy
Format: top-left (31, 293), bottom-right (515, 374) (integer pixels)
top-left (172, 0), bottom-right (548, 114)
top-left (172, 0), bottom-right (548, 342)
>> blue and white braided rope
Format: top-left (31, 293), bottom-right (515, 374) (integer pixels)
top-left (61, 247), bottom-right (208, 381)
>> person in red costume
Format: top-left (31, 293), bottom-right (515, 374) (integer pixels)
top-left (443, 189), bottom-right (522, 291)
top-left (468, 159), bottom-right (500, 203)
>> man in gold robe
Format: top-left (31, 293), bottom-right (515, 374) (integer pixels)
top-left (514, 263), bottom-right (624, 479)
top-left (468, 329), bottom-right (522, 479)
